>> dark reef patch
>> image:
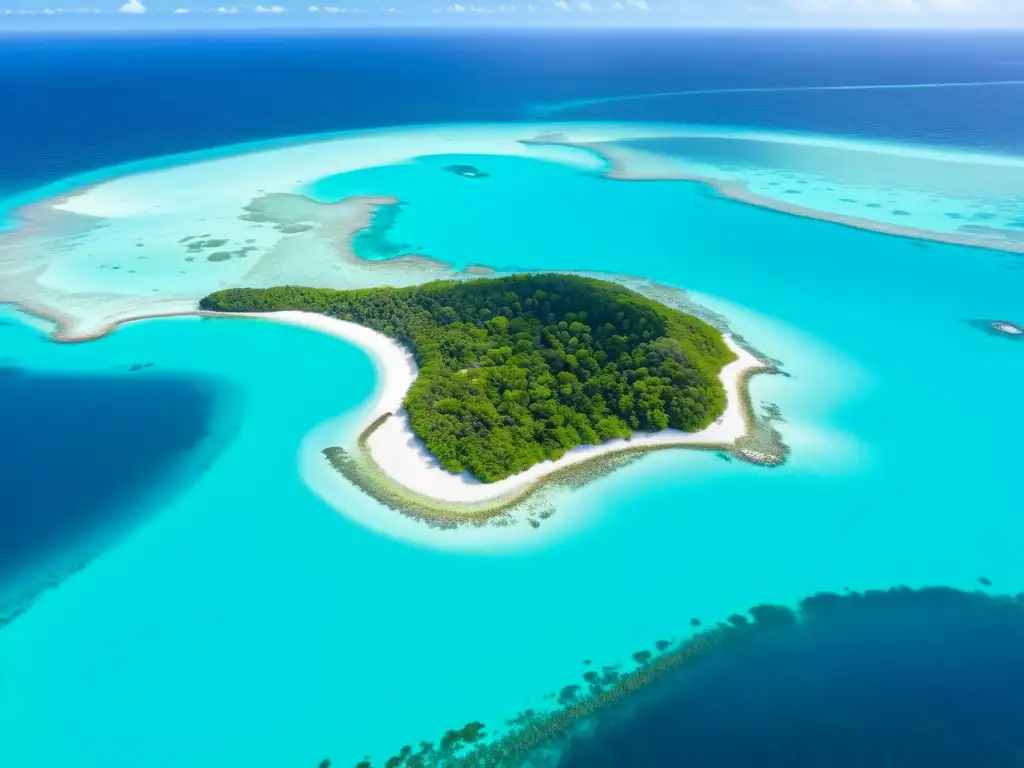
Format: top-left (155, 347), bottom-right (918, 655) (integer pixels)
top-left (549, 586), bottom-right (1024, 768)
top-left (206, 245), bottom-right (258, 263)
top-left (443, 164), bottom-right (490, 179)
top-left (0, 367), bottom-right (241, 626)
top-left (186, 237), bottom-right (228, 253)
top-left (359, 586), bottom-right (1024, 767)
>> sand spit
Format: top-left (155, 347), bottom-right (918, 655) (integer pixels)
top-left (6, 122), bottom-right (1022, 341)
top-left (521, 135), bottom-right (1024, 255)
top-left (0, 124), bottom-right (694, 340)
top-left (0, 193), bottom-right (472, 342)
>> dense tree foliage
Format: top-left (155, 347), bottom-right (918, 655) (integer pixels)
top-left (201, 274), bottom-right (734, 482)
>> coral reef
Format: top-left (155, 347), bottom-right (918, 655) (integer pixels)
top-left (347, 584), bottom-right (1024, 767)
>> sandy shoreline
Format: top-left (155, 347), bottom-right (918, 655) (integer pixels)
top-left (214, 310), bottom-right (772, 508)
top-left (366, 335), bottom-right (765, 504)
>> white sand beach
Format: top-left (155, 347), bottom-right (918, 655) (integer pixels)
top-left (219, 310), bottom-right (419, 423)
top-left (245, 310), bottom-right (766, 506)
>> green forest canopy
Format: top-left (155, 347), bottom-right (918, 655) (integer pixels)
top-left (201, 274), bottom-right (735, 483)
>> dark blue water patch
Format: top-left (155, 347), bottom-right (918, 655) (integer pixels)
top-left (0, 366), bottom-right (240, 623)
top-left (550, 586), bottom-right (1024, 768)
top-left (2, 31), bottom-right (1024, 199)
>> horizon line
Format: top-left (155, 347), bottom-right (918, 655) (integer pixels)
top-left (4, 24), bottom-right (1024, 33)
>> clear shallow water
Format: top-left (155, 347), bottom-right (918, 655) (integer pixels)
top-left (2, 129), bottom-right (1023, 766)
top-left (309, 143), bottom-right (1024, 268)
top-left (615, 135), bottom-right (1024, 247)
top-left (2, 30), bottom-right (1024, 768)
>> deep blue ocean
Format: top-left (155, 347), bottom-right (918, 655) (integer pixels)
top-left (0, 367), bottom-right (217, 577)
top-left (0, 346), bottom-right (243, 616)
top-left (554, 587), bottom-right (1024, 767)
top-left (2, 31), bottom-right (1024, 768)
top-left (3, 30), bottom-right (1024, 197)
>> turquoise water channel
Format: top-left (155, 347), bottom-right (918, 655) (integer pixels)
top-left (1, 134), bottom-right (1022, 767)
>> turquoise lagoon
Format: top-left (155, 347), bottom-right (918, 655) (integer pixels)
top-left (0, 124), bottom-right (1023, 767)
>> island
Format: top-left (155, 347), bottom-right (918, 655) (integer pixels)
top-left (200, 274), bottom-right (782, 520)
top-left (203, 273), bottom-right (735, 478)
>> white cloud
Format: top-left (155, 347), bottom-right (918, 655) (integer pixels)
top-left (437, 2), bottom-right (501, 11)
top-left (578, 0), bottom-right (594, 8)
top-left (214, 5), bottom-right (238, 11)
top-left (553, 0), bottom-right (571, 8)
top-left (119, 0), bottom-right (146, 13)
top-left (308, 4), bottom-right (319, 8)
top-left (254, 4), bottom-right (286, 10)
top-left (788, 0), bottom-right (1001, 13)
top-left (628, 0), bottom-right (648, 8)
top-left (172, 7), bottom-right (190, 11)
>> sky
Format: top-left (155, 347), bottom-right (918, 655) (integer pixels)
top-left (2, 0), bottom-right (1023, 29)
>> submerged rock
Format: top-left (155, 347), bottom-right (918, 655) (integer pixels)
top-left (443, 164), bottom-right (490, 179)
top-left (990, 320), bottom-right (1024, 337)
top-left (966, 319), bottom-right (1024, 340)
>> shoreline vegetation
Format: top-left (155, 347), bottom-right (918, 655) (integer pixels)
top-left (200, 274), bottom-right (787, 525)
top-left (202, 275), bottom-right (740, 483)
